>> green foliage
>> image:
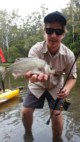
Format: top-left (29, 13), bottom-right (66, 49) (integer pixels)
top-left (24, 30), bottom-right (43, 55)
top-left (61, 0), bottom-right (80, 54)
top-left (0, 2), bottom-right (80, 62)
top-left (0, 5), bottom-right (47, 62)
top-left (69, 42), bottom-right (80, 54)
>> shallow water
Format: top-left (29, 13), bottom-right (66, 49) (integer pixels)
top-left (0, 91), bottom-right (80, 142)
top-left (0, 67), bottom-right (80, 142)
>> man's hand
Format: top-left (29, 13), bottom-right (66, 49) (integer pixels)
top-left (57, 87), bottom-right (70, 99)
top-left (25, 71), bottom-right (48, 83)
top-left (57, 78), bottom-right (76, 99)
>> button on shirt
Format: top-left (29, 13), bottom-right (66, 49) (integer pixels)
top-left (28, 41), bottom-right (77, 99)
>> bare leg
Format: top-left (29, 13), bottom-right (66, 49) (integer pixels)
top-left (50, 109), bottom-right (63, 138)
top-left (21, 107), bottom-right (35, 133)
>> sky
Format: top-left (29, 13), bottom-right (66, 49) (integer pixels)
top-left (0, 0), bottom-right (70, 16)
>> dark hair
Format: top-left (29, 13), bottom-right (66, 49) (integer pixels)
top-left (44, 11), bottom-right (66, 26)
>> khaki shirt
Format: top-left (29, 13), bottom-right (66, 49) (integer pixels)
top-left (28, 41), bottom-right (77, 99)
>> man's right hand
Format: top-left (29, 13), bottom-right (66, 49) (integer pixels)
top-left (24, 71), bottom-right (48, 83)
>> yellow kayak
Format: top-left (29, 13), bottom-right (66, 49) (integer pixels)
top-left (0, 89), bottom-right (20, 103)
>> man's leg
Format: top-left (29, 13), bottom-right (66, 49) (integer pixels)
top-left (21, 89), bottom-right (45, 133)
top-left (21, 107), bottom-right (35, 133)
top-left (51, 109), bottom-right (63, 138)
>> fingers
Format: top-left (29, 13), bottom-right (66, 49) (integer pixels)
top-left (57, 88), bottom-right (70, 99)
top-left (44, 74), bottom-right (48, 80)
top-left (25, 71), bottom-right (48, 83)
top-left (31, 73), bottom-right (48, 83)
top-left (37, 73), bottom-right (48, 81)
top-left (30, 74), bottom-right (38, 82)
top-left (25, 71), bottom-right (38, 82)
top-left (25, 71), bottom-right (32, 79)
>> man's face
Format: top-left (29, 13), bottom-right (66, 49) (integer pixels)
top-left (44, 22), bottom-right (65, 54)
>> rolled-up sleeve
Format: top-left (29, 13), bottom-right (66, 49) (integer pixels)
top-left (64, 54), bottom-right (77, 79)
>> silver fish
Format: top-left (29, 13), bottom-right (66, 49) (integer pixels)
top-left (7, 57), bottom-right (55, 79)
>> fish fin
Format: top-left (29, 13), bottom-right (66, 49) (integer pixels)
top-left (2, 73), bottom-right (6, 80)
top-left (12, 73), bottom-right (18, 79)
top-left (12, 72), bottom-right (22, 79)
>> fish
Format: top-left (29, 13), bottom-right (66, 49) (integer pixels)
top-left (6, 57), bottom-right (56, 79)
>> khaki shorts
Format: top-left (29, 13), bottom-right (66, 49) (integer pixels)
top-left (23, 89), bottom-right (63, 109)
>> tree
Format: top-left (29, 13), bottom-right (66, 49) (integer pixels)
top-left (62, 0), bottom-right (80, 54)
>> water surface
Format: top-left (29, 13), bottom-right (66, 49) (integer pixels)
top-left (0, 66), bottom-right (80, 142)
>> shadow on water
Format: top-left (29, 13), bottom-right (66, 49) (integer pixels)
top-left (0, 65), bottom-right (80, 142)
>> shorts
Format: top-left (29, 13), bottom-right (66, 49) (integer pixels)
top-left (23, 89), bottom-right (63, 110)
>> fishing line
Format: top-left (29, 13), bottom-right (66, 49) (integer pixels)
top-left (46, 49), bottom-right (80, 125)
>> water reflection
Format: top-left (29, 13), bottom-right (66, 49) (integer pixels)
top-left (0, 94), bottom-right (80, 142)
top-left (63, 111), bottom-right (80, 142)
top-left (0, 68), bottom-right (80, 142)
top-left (0, 97), bottom-right (20, 112)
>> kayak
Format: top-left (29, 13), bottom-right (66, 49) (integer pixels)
top-left (0, 89), bottom-right (20, 103)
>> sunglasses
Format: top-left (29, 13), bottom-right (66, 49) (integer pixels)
top-left (45, 28), bottom-right (64, 35)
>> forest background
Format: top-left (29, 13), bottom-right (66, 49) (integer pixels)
top-left (0, 0), bottom-right (80, 63)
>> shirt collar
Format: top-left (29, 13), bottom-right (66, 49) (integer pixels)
top-left (41, 41), bottom-right (48, 53)
top-left (59, 43), bottom-right (67, 55)
top-left (41, 41), bottom-right (66, 55)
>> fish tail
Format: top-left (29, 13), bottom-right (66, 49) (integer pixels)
top-left (1, 71), bottom-right (6, 80)
top-left (2, 67), bottom-right (9, 79)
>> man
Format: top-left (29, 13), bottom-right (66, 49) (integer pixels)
top-left (21, 11), bottom-right (77, 140)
